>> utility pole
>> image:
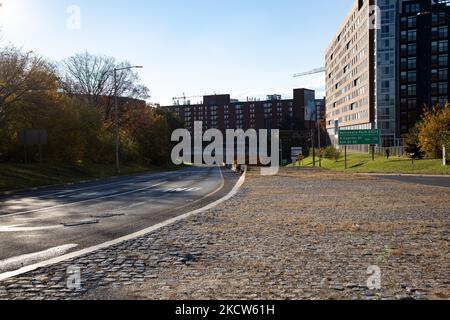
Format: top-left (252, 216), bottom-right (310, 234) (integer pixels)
top-left (311, 125), bottom-right (316, 167)
top-left (317, 103), bottom-right (322, 168)
top-left (114, 68), bottom-right (120, 175)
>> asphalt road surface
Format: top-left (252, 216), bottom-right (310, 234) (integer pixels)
top-left (0, 166), bottom-right (232, 265)
top-left (374, 174), bottom-right (450, 188)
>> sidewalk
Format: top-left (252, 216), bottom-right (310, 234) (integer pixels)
top-left (1, 168), bottom-right (449, 300)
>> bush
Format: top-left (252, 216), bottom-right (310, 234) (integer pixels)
top-left (404, 126), bottom-right (425, 160)
top-left (322, 146), bottom-right (342, 162)
top-left (416, 104), bottom-right (450, 159)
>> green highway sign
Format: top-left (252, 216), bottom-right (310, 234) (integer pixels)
top-left (339, 129), bottom-right (381, 146)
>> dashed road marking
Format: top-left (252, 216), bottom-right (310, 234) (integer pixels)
top-left (0, 181), bottom-right (167, 218)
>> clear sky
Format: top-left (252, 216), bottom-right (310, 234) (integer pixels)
top-left (0, 0), bottom-right (354, 105)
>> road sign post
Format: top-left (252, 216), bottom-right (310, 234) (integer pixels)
top-left (345, 146), bottom-right (347, 169)
top-left (339, 130), bottom-right (381, 170)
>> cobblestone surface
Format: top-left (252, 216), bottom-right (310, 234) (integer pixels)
top-left (0, 168), bottom-right (449, 300)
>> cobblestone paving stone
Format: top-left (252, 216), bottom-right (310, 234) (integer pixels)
top-left (0, 169), bottom-right (449, 300)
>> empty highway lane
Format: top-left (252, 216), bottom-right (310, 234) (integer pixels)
top-left (0, 166), bottom-right (233, 267)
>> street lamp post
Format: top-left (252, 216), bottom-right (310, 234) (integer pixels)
top-left (113, 65), bottom-right (143, 174)
top-left (317, 103), bottom-right (322, 168)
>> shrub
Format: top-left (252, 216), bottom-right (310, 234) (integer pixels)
top-left (323, 145), bottom-right (341, 162)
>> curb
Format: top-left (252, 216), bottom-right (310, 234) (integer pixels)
top-left (359, 173), bottom-right (450, 178)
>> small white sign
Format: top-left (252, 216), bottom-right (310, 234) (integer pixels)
top-left (291, 147), bottom-right (303, 158)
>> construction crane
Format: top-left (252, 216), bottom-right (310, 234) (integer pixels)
top-left (172, 93), bottom-right (204, 106)
top-left (293, 67), bottom-right (326, 78)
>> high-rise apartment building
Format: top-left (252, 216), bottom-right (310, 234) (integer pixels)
top-left (398, 0), bottom-right (450, 136)
top-left (326, 0), bottom-right (450, 148)
top-left (325, 0), bottom-right (376, 148)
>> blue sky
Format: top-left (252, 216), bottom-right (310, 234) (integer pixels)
top-left (0, 0), bottom-right (354, 104)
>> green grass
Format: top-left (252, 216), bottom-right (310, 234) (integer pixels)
top-left (288, 152), bottom-right (450, 175)
top-left (0, 163), bottom-right (178, 192)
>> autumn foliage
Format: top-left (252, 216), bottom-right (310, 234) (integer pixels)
top-left (407, 104), bottom-right (450, 159)
top-left (0, 47), bottom-right (182, 166)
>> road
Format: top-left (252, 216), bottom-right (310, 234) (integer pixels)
top-left (0, 166), bottom-right (230, 266)
top-left (371, 174), bottom-right (450, 188)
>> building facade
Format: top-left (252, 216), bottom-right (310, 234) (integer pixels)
top-left (161, 88), bottom-right (317, 134)
top-left (326, 0), bottom-right (450, 148)
top-left (399, 0), bottom-right (450, 136)
top-left (325, 0), bottom-right (376, 147)
top-left (375, 0), bottom-right (399, 146)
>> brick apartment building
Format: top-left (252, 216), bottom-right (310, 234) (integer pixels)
top-left (161, 88), bottom-right (323, 163)
top-left (161, 88), bottom-right (322, 134)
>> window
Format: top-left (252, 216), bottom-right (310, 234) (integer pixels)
top-left (401, 31), bottom-right (407, 41)
top-left (401, 17), bottom-right (407, 28)
top-left (401, 84), bottom-right (407, 95)
top-left (432, 69), bottom-right (439, 81)
top-left (401, 44), bottom-right (407, 55)
top-left (439, 82), bottom-right (448, 95)
top-left (406, 3), bottom-right (420, 14)
top-left (439, 68), bottom-right (448, 81)
top-left (401, 57), bottom-right (408, 68)
top-left (408, 16), bottom-right (417, 28)
top-left (408, 57), bottom-right (417, 69)
top-left (432, 83), bottom-right (438, 95)
top-left (440, 40), bottom-right (449, 53)
top-left (401, 71), bottom-right (408, 82)
top-left (432, 41), bottom-right (439, 53)
top-left (440, 26), bottom-right (448, 39)
top-left (408, 98), bottom-right (417, 110)
top-left (408, 30), bottom-right (417, 42)
top-left (432, 13), bottom-right (439, 26)
top-left (408, 84), bottom-right (417, 96)
top-left (440, 54), bottom-right (448, 66)
top-left (408, 71), bottom-right (416, 82)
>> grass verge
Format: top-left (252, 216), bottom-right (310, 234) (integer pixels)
top-left (288, 152), bottom-right (449, 175)
top-left (0, 163), bottom-right (181, 192)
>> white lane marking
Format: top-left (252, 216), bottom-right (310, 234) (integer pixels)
top-left (0, 244), bottom-right (78, 273)
top-left (164, 187), bottom-right (202, 193)
top-left (0, 181), bottom-right (168, 218)
top-left (0, 169), bottom-right (243, 282)
top-left (0, 224), bottom-right (62, 233)
top-left (3, 169), bottom-right (193, 199)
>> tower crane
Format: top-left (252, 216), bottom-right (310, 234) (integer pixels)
top-left (293, 67), bottom-right (326, 78)
top-left (172, 93), bottom-right (204, 106)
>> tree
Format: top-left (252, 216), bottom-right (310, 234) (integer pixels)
top-left (59, 52), bottom-right (149, 119)
top-left (0, 47), bottom-right (57, 125)
top-left (416, 105), bottom-right (450, 159)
